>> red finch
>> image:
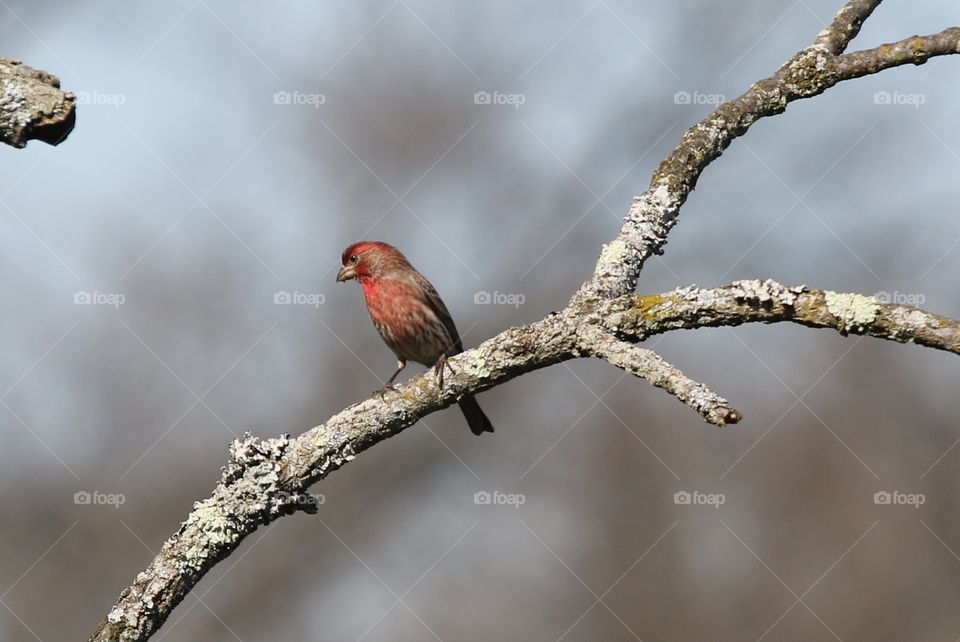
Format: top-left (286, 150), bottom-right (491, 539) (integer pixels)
top-left (336, 241), bottom-right (494, 436)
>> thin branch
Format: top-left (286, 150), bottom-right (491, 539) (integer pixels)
top-left (0, 57), bottom-right (75, 148)
top-left (603, 279), bottom-right (960, 356)
top-left (582, 327), bottom-right (741, 426)
top-left (836, 28), bottom-right (960, 78)
top-left (814, 0), bottom-right (882, 54)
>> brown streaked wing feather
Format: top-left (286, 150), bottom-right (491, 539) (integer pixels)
top-left (411, 270), bottom-right (463, 354)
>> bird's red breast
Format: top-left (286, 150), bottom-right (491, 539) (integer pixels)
top-left (360, 276), bottom-right (453, 365)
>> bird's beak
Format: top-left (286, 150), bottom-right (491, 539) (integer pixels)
top-left (336, 266), bottom-right (356, 283)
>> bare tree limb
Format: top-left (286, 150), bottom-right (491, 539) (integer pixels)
top-left (836, 28), bottom-right (960, 78)
top-left (91, 2), bottom-right (960, 639)
top-left (602, 280), bottom-right (960, 356)
top-left (814, 0), bottom-right (882, 54)
top-left (581, 327), bottom-right (741, 426)
top-left (0, 57), bottom-right (75, 148)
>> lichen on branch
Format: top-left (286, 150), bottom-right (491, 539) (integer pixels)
top-left (0, 57), bottom-right (75, 148)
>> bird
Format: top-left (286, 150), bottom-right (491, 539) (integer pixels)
top-left (336, 241), bottom-right (494, 435)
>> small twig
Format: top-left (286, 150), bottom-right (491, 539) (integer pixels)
top-left (814, 0), bottom-right (882, 54)
top-left (582, 328), bottom-right (741, 427)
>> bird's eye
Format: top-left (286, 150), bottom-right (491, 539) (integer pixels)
top-left (349, 254), bottom-right (358, 264)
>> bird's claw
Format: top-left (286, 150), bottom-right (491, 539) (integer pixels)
top-left (373, 384), bottom-right (399, 401)
top-left (434, 355), bottom-right (455, 390)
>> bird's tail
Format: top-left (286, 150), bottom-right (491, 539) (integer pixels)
top-left (458, 395), bottom-right (494, 436)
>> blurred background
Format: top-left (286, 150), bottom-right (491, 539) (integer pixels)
top-left (1, 0), bottom-right (958, 640)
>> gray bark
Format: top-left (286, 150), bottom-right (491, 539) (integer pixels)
top-left (0, 57), bottom-right (75, 148)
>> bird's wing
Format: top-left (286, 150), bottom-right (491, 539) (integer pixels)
top-left (413, 271), bottom-right (463, 354)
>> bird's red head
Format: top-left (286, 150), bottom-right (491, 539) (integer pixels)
top-left (336, 241), bottom-right (409, 283)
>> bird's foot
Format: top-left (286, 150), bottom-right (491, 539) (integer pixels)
top-left (434, 355), bottom-right (455, 390)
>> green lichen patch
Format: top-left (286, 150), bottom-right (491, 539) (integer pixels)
top-left (187, 498), bottom-right (239, 547)
top-left (461, 349), bottom-right (492, 379)
top-left (825, 291), bottom-right (880, 332)
top-left (598, 239), bottom-right (628, 267)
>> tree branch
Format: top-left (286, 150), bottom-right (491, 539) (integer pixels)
top-left (602, 279), bottom-right (960, 356)
top-left (579, 4), bottom-right (959, 301)
top-left (836, 28), bottom-right (960, 78)
top-left (581, 327), bottom-right (741, 426)
top-left (91, 318), bottom-right (579, 640)
top-left (814, 0), bottom-right (882, 54)
top-left (0, 57), bottom-right (75, 148)
top-left (91, 2), bottom-right (960, 639)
